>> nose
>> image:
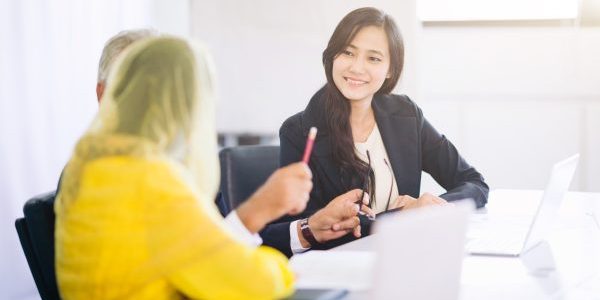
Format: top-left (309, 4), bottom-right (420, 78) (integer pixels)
top-left (348, 56), bottom-right (365, 74)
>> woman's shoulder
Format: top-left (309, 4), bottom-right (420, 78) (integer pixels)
top-left (280, 111), bottom-right (305, 137)
top-left (374, 93), bottom-right (422, 118)
top-left (85, 155), bottom-right (171, 173)
top-left (84, 156), bottom-right (185, 188)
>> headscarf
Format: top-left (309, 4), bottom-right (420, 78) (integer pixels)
top-left (57, 36), bottom-right (220, 212)
top-left (55, 37), bottom-right (229, 299)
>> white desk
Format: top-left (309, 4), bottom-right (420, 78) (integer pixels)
top-left (291, 190), bottom-right (600, 299)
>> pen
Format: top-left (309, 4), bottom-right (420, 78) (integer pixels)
top-left (302, 127), bottom-right (317, 164)
top-left (358, 210), bottom-right (375, 221)
top-left (356, 150), bottom-right (375, 221)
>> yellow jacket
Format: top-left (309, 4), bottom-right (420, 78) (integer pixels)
top-left (55, 156), bottom-right (294, 300)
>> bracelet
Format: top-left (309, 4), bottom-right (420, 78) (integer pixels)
top-left (299, 218), bottom-right (320, 247)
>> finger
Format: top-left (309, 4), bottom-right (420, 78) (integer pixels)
top-left (362, 192), bottom-right (370, 205)
top-left (291, 193), bottom-right (310, 214)
top-left (341, 201), bottom-right (360, 218)
top-left (434, 196), bottom-right (447, 204)
top-left (331, 200), bottom-right (359, 219)
top-left (288, 201), bottom-right (306, 215)
top-left (301, 180), bottom-right (313, 193)
top-left (332, 216), bottom-right (360, 231)
top-left (421, 193), bottom-right (445, 205)
top-left (433, 198), bottom-right (445, 205)
top-left (421, 195), bottom-right (442, 206)
top-left (286, 162), bottom-right (312, 179)
top-left (328, 229), bottom-right (354, 241)
top-left (289, 162), bottom-right (313, 179)
top-left (394, 195), bottom-right (410, 209)
top-left (353, 225), bottom-right (362, 238)
top-left (360, 204), bottom-right (375, 218)
top-left (300, 163), bottom-right (313, 179)
top-left (342, 189), bottom-right (363, 204)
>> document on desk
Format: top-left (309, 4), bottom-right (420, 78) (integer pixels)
top-left (289, 250), bottom-right (375, 291)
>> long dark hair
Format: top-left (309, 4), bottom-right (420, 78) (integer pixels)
top-left (322, 7), bottom-right (404, 205)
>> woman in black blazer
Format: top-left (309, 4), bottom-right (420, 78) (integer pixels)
top-left (261, 7), bottom-right (488, 257)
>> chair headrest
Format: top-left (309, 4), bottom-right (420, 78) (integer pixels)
top-left (219, 145), bottom-right (280, 213)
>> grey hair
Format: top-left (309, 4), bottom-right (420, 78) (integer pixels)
top-left (97, 29), bottom-right (159, 82)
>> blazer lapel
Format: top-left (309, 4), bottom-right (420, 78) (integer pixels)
top-left (373, 95), bottom-right (421, 197)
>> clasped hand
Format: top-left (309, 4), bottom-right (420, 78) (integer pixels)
top-left (303, 189), bottom-right (374, 246)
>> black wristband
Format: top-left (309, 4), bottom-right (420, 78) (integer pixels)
top-left (299, 218), bottom-right (320, 247)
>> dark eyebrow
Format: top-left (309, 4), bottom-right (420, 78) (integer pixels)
top-left (347, 44), bottom-right (385, 57)
top-left (368, 49), bottom-right (384, 57)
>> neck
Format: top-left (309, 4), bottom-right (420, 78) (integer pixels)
top-left (349, 96), bottom-right (374, 127)
top-left (349, 96), bottom-right (376, 143)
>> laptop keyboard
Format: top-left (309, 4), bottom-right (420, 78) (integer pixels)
top-left (466, 214), bottom-right (533, 255)
top-left (466, 234), bottom-right (525, 255)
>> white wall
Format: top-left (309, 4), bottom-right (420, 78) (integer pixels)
top-left (418, 25), bottom-right (600, 192)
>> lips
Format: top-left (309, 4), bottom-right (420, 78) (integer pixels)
top-left (344, 76), bottom-right (368, 86)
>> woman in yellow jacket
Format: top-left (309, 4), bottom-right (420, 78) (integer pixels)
top-left (54, 37), bottom-right (314, 299)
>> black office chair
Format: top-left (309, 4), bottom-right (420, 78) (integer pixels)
top-left (218, 145), bottom-right (280, 215)
top-left (15, 191), bottom-right (61, 300)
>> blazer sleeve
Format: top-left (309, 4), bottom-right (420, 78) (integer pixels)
top-left (417, 106), bottom-right (489, 208)
top-left (145, 163), bottom-right (294, 299)
top-left (258, 118), bottom-right (304, 257)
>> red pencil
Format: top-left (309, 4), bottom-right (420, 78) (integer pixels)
top-left (302, 127), bottom-right (318, 164)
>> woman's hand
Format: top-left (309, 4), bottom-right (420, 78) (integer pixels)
top-left (389, 192), bottom-right (447, 211)
top-left (237, 162), bottom-right (313, 233)
top-left (297, 189), bottom-right (374, 247)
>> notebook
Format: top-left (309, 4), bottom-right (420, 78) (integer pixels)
top-left (466, 154), bottom-right (579, 257)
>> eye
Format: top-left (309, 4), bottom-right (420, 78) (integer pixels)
top-left (342, 50), bottom-right (354, 56)
top-left (369, 57), bottom-right (382, 62)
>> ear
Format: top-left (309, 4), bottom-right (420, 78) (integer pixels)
top-left (386, 72), bottom-right (392, 79)
top-left (96, 82), bottom-right (105, 104)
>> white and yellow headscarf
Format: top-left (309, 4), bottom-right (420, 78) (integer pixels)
top-left (57, 36), bottom-right (220, 212)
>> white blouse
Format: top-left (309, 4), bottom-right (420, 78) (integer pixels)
top-left (354, 124), bottom-right (399, 214)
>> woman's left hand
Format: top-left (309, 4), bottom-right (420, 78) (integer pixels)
top-left (389, 192), bottom-right (447, 210)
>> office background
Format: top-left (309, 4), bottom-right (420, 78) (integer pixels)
top-left (1, 0), bottom-right (598, 298)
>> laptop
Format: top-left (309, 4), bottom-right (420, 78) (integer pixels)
top-left (290, 200), bottom-right (474, 300)
top-left (466, 154), bottom-right (580, 257)
top-left (370, 200), bottom-right (474, 300)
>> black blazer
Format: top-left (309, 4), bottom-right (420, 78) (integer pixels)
top-left (260, 87), bottom-right (489, 257)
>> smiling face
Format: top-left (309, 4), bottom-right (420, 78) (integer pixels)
top-left (332, 25), bottom-right (391, 104)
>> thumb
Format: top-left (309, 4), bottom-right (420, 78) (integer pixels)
top-left (362, 192), bottom-right (370, 205)
top-left (343, 189), bottom-right (363, 204)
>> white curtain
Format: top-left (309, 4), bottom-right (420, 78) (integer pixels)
top-left (0, 0), bottom-right (154, 298)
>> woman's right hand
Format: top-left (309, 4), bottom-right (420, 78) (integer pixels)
top-left (236, 162), bottom-right (313, 233)
top-left (299, 189), bottom-right (375, 247)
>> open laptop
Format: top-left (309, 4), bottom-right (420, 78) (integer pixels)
top-left (290, 200), bottom-right (474, 300)
top-left (370, 200), bottom-right (474, 299)
top-left (466, 154), bottom-right (580, 257)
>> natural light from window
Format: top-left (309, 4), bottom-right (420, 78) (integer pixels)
top-left (417, 0), bottom-right (579, 21)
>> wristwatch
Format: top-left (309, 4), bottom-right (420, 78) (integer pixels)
top-left (299, 218), bottom-right (320, 247)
